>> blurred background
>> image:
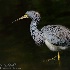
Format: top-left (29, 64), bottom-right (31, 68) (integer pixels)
top-left (0, 0), bottom-right (70, 70)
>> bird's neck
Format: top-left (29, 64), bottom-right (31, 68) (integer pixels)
top-left (30, 20), bottom-right (44, 45)
top-left (30, 20), bottom-right (39, 36)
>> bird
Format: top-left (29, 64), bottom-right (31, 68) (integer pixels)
top-left (12, 10), bottom-right (70, 61)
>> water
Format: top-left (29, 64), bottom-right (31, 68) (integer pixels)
top-left (0, 0), bottom-right (70, 70)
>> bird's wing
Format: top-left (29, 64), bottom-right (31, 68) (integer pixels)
top-left (41, 25), bottom-right (70, 47)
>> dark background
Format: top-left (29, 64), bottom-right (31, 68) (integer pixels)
top-left (0, 0), bottom-right (70, 70)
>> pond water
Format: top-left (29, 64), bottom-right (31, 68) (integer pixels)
top-left (0, 1), bottom-right (70, 70)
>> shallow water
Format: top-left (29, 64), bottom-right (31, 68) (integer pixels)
top-left (0, 0), bottom-right (70, 70)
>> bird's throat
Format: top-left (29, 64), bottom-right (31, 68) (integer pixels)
top-left (30, 21), bottom-right (43, 45)
top-left (30, 21), bottom-right (39, 37)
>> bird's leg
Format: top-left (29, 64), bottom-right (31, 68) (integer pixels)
top-left (43, 52), bottom-right (60, 62)
top-left (58, 52), bottom-right (60, 61)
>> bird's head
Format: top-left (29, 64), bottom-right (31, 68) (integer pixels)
top-left (12, 11), bottom-right (41, 23)
top-left (25, 11), bottom-right (41, 21)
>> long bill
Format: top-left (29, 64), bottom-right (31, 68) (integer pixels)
top-left (12, 14), bottom-right (28, 23)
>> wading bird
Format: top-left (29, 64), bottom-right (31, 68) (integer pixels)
top-left (12, 11), bottom-right (70, 61)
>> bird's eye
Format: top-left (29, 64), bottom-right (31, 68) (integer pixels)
top-left (36, 14), bottom-right (38, 17)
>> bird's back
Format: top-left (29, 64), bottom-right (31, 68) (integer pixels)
top-left (41, 25), bottom-right (70, 47)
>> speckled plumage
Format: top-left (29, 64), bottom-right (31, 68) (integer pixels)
top-left (41, 25), bottom-right (70, 47)
top-left (26, 11), bottom-right (70, 51)
top-left (13, 11), bottom-right (70, 51)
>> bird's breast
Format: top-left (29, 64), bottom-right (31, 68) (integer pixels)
top-left (45, 39), bottom-right (67, 51)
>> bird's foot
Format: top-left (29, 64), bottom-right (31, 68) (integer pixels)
top-left (43, 55), bottom-right (57, 62)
